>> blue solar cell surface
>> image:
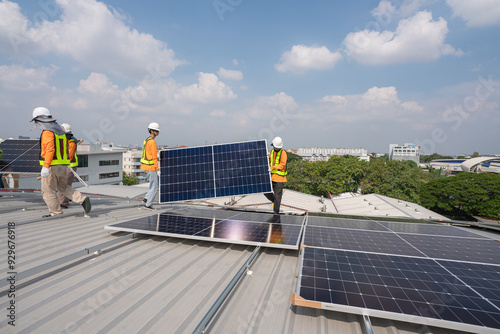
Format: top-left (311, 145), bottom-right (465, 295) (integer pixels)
top-left (0, 139), bottom-right (41, 174)
top-left (105, 208), bottom-right (306, 249)
top-left (159, 140), bottom-right (272, 202)
top-left (298, 247), bottom-right (500, 330)
top-left (296, 218), bottom-right (500, 332)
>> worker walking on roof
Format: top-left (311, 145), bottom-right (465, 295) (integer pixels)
top-left (30, 107), bottom-right (91, 217)
top-left (265, 136), bottom-right (287, 214)
top-left (58, 123), bottom-right (79, 208)
top-left (141, 122), bottom-right (160, 209)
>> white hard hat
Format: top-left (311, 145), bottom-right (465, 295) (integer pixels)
top-left (272, 136), bottom-right (283, 149)
top-left (31, 107), bottom-right (52, 121)
top-left (148, 122), bottom-right (160, 132)
top-left (61, 123), bottom-right (72, 133)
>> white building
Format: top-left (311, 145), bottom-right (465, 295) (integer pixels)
top-left (389, 143), bottom-right (420, 164)
top-left (72, 143), bottom-right (125, 187)
top-left (297, 147), bottom-right (369, 162)
top-left (123, 150), bottom-right (147, 182)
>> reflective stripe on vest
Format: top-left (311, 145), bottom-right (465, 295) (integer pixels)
top-left (140, 137), bottom-right (154, 165)
top-left (270, 149), bottom-right (287, 176)
top-left (69, 138), bottom-right (79, 168)
top-left (39, 131), bottom-right (71, 166)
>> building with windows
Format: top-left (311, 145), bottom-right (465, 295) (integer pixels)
top-left (123, 150), bottom-right (147, 182)
top-left (297, 147), bottom-right (369, 162)
top-left (389, 143), bottom-right (420, 164)
top-left (73, 143), bottom-right (125, 187)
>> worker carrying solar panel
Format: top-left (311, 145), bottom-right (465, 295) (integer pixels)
top-left (57, 123), bottom-right (79, 209)
top-left (30, 107), bottom-right (91, 217)
top-left (264, 136), bottom-right (287, 214)
top-left (141, 122), bottom-right (160, 209)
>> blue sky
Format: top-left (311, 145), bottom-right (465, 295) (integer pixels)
top-left (1, 0), bottom-right (499, 155)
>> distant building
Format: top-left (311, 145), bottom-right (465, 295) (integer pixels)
top-left (430, 158), bottom-right (500, 175)
top-left (389, 143), bottom-right (420, 164)
top-left (123, 150), bottom-right (147, 182)
top-left (297, 147), bottom-right (369, 162)
top-left (73, 143), bottom-right (125, 187)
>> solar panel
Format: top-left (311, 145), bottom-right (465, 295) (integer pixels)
top-left (105, 208), bottom-right (306, 249)
top-left (294, 247), bottom-right (500, 333)
top-left (307, 216), bottom-right (390, 231)
top-left (399, 234), bottom-right (500, 265)
top-left (159, 140), bottom-right (272, 202)
top-left (378, 221), bottom-right (489, 238)
top-left (0, 139), bottom-right (40, 174)
top-left (303, 225), bottom-right (426, 257)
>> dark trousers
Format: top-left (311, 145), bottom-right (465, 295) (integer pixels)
top-left (264, 181), bottom-right (284, 214)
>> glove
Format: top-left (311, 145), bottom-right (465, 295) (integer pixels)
top-left (157, 170), bottom-right (161, 177)
top-left (41, 167), bottom-right (50, 178)
top-left (268, 168), bottom-right (272, 172)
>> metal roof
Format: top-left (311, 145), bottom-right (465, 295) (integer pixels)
top-left (0, 191), bottom-right (484, 334)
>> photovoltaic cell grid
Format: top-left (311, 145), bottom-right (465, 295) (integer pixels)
top-left (295, 216), bottom-right (500, 332)
top-left (105, 209), bottom-right (306, 249)
top-left (296, 248), bottom-right (500, 332)
top-left (159, 140), bottom-right (272, 202)
top-left (306, 215), bottom-right (489, 238)
top-left (0, 139), bottom-right (40, 174)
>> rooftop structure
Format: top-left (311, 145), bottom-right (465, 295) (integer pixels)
top-left (389, 143), bottom-right (420, 164)
top-left (297, 147), bottom-right (369, 162)
top-left (2, 186), bottom-right (496, 333)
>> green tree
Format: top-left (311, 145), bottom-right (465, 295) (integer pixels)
top-left (287, 151), bottom-right (302, 163)
top-left (420, 173), bottom-right (500, 219)
top-left (420, 153), bottom-right (454, 163)
top-left (471, 151), bottom-right (480, 158)
top-left (361, 159), bottom-right (435, 203)
top-left (122, 171), bottom-right (140, 186)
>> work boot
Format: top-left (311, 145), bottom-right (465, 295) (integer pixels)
top-left (81, 197), bottom-right (91, 214)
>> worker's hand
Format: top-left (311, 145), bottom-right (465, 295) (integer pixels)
top-left (268, 167), bottom-right (272, 172)
top-left (41, 167), bottom-right (50, 178)
top-left (157, 170), bottom-right (161, 177)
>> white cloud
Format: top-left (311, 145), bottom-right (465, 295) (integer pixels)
top-left (210, 109), bottom-right (227, 117)
top-left (217, 67), bottom-right (243, 81)
top-left (0, 0), bottom-right (184, 79)
top-left (232, 59), bottom-right (239, 65)
top-left (175, 72), bottom-right (237, 104)
top-left (317, 86), bottom-right (424, 122)
top-left (343, 11), bottom-right (463, 64)
top-left (447, 0), bottom-right (500, 27)
top-left (78, 72), bottom-right (118, 97)
top-left (0, 64), bottom-right (58, 90)
top-left (275, 45), bottom-right (343, 74)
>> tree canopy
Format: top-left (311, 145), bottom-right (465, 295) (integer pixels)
top-left (420, 173), bottom-right (500, 219)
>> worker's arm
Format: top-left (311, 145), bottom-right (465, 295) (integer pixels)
top-left (68, 141), bottom-right (77, 163)
top-left (146, 140), bottom-right (159, 170)
top-left (270, 151), bottom-right (287, 171)
top-left (41, 131), bottom-right (55, 167)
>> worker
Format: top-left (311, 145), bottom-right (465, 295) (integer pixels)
top-left (58, 123), bottom-right (79, 208)
top-left (265, 136), bottom-right (287, 214)
top-left (30, 107), bottom-right (91, 217)
top-left (141, 122), bottom-right (160, 209)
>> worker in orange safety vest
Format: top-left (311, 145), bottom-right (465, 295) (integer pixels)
top-left (264, 136), bottom-right (287, 214)
top-left (140, 122), bottom-right (160, 209)
top-left (31, 107), bottom-right (91, 217)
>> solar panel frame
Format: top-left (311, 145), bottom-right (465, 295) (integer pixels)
top-left (105, 208), bottom-right (306, 250)
top-left (0, 139), bottom-right (41, 174)
top-left (159, 140), bottom-right (272, 203)
top-left (295, 247), bottom-right (500, 333)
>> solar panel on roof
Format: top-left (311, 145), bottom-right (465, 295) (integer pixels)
top-left (159, 140), bottom-right (272, 203)
top-left (303, 225), bottom-right (426, 257)
top-left (105, 208), bottom-right (306, 249)
top-left (0, 139), bottom-right (40, 174)
top-left (294, 247), bottom-right (500, 333)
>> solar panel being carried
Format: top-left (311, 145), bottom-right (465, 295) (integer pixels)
top-left (292, 216), bottom-right (500, 333)
top-left (0, 139), bottom-right (40, 174)
top-left (105, 207), bottom-right (306, 250)
top-left (159, 140), bottom-right (272, 203)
